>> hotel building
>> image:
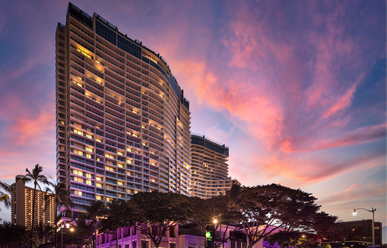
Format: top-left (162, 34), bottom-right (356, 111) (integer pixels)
top-left (11, 179), bottom-right (55, 229)
top-left (55, 3), bottom-right (191, 215)
top-left (190, 134), bottom-right (239, 199)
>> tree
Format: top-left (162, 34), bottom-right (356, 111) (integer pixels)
top-left (36, 222), bottom-right (54, 245)
top-left (45, 181), bottom-right (74, 248)
top-left (17, 164), bottom-right (50, 248)
top-left (311, 212), bottom-right (338, 238)
top-left (130, 191), bottom-right (193, 248)
top-left (100, 200), bottom-right (135, 248)
top-left (0, 221), bottom-right (31, 248)
top-left (237, 184), bottom-right (321, 248)
top-left (268, 187), bottom-right (321, 248)
top-left (65, 216), bottom-right (94, 248)
top-left (0, 181), bottom-right (13, 210)
top-left (83, 200), bottom-right (107, 248)
top-left (190, 184), bottom-right (245, 248)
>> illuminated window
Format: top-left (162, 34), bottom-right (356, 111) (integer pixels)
top-left (105, 166), bottom-right (114, 172)
top-left (127, 159), bottom-right (133, 164)
top-left (73, 170), bottom-right (83, 176)
top-left (74, 191), bottom-right (82, 196)
top-left (85, 147), bottom-right (93, 152)
top-left (86, 134), bottom-right (93, 139)
top-left (96, 138), bottom-right (102, 143)
top-left (96, 195), bottom-right (102, 200)
top-left (127, 147), bottom-right (132, 152)
top-left (96, 183), bottom-right (103, 188)
top-left (118, 182), bottom-right (124, 186)
top-left (73, 177), bottom-right (84, 183)
top-left (117, 151), bottom-right (123, 156)
top-left (85, 173), bottom-right (92, 178)
top-left (86, 154), bottom-right (92, 159)
top-left (96, 177), bottom-right (103, 181)
top-left (74, 129), bottom-right (83, 136)
top-left (118, 164), bottom-right (124, 168)
top-left (105, 154), bottom-right (114, 159)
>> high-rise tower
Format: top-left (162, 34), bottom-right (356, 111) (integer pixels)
top-left (55, 3), bottom-right (191, 216)
top-left (190, 134), bottom-right (239, 199)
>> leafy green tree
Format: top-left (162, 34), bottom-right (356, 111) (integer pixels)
top-left (0, 181), bottom-right (13, 210)
top-left (311, 212), bottom-right (338, 238)
top-left (0, 221), bottom-right (31, 248)
top-left (191, 184), bottom-right (245, 248)
top-left (100, 200), bottom-right (135, 248)
top-left (17, 164), bottom-right (50, 248)
top-left (268, 188), bottom-right (321, 248)
top-left (45, 181), bottom-right (74, 248)
top-left (237, 184), bottom-right (321, 248)
top-left (130, 191), bottom-right (193, 248)
top-left (83, 200), bottom-right (107, 248)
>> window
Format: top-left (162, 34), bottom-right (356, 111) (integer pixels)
top-left (74, 129), bottom-right (84, 135)
top-left (86, 180), bottom-right (92, 185)
top-left (85, 147), bottom-right (93, 152)
top-left (96, 183), bottom-right (103, 188)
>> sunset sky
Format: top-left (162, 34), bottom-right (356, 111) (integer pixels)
top-left (0, 0), bottom-right (385, 238)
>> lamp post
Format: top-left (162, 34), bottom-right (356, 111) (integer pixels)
top-left (61, 223), bottom-right (74, 248)
top-left (213, 215), bottom-right (223, 248)
top-left (352, 207), bottom-right (376, 245)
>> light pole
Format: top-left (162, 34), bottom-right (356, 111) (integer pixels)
top-left (352, 207), bottom-right (376, 245)
top-left (61, 223), bottom-right (74, 248)
top-left (213, 215), bottom-right (223, 248)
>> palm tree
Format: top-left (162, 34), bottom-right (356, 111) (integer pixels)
top-left (36, 222), bottom-right (54, 245)
top-left (0, 181), bottom-right (13, 210)
top-left (83, 201), bottom-right (106, 248)
top-left (17, 164), bottom-right (50, 248)
top-left (45, 181), bottom-right (74, 248)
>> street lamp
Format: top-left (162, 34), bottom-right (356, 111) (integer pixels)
top-left (213, 216), bottom-right (223, 248)
top-left (61, 223), bottom-right (74, 248)
top-left (352, 208), bottom-right (376, 245)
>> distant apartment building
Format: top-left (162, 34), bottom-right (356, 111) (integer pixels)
top-left (11, 179), bottom-right (55, 229)
top-left (190, 134), bottom-right (239, 199)
top-left (56, 3), bottom-right (191, 216)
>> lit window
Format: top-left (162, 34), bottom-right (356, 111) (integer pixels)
top-left (86, 154), bottom-right (91, 159)
top-left (74, 129), bottom-right (83, 136)
top-left (73, 177), bottom-right (84, 183)
top-left (96, 195), bottom-right (102, 200)
top-left (105, 154), bottom-right (114, 159)
top-left (118, 164), bottom-right (124, 168)
top-left (96, 183), bottom-right (103, 188)
top-left (86, 180), bottom-right (92, 185)
top-left (74, 191), bottom-right (82, 196)
top-left (96, 138), bottom-right (102, 143)
top-left (86, 134), bottom-right (93, 139)
top-left (117, 151), bottom-right (123, 156)
top-left (96, 177), bottom-right (103, 181)
top-left (127, 159), bottom-right (133, 164)
top-left (85, 173), bottom-right (92, 178)
top-left (118, 182), bottom-right (124, 186)
top-left (127, 147), bottom-right (132, 152)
